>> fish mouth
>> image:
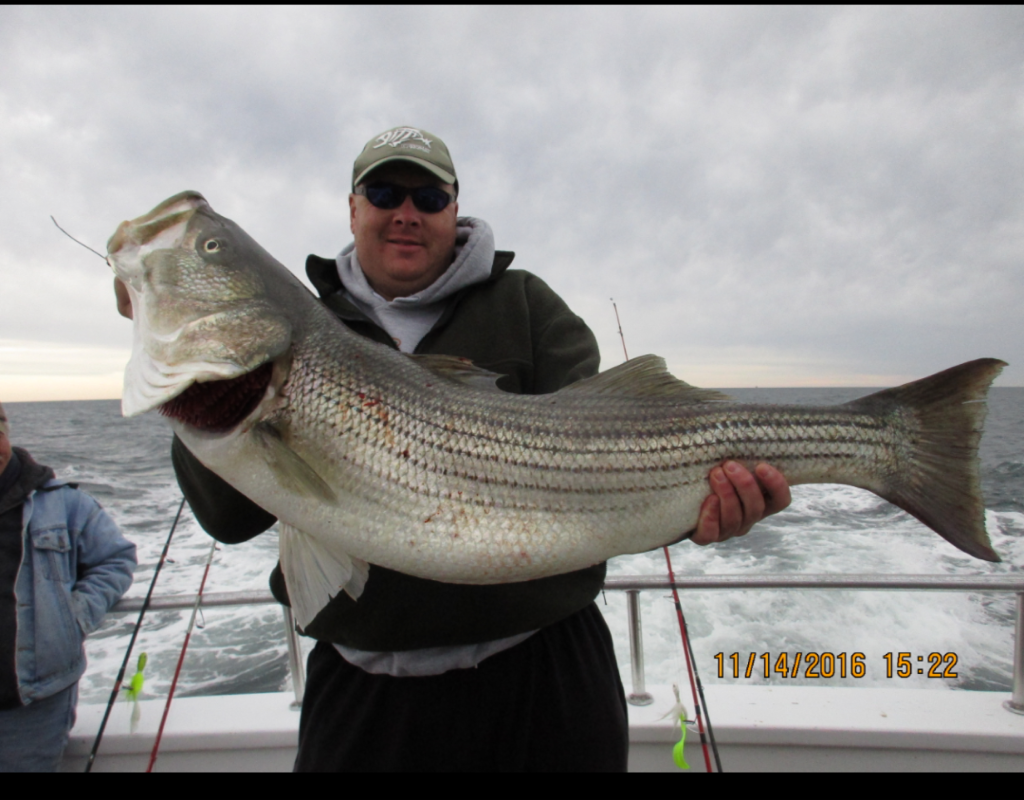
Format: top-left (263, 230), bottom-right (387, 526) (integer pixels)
top-left (107, 191), bottom-right (208, 259)
top-left (160, 361), bottom-right (274, 433)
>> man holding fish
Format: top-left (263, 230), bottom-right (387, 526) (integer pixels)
top-left (117, 126), bottom-right (791, 771)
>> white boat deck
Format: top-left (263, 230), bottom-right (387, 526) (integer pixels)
top-left (62, 684), bottom-right (1024, 772)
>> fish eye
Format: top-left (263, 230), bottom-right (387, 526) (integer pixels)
top-left (204, 240), bottom-right (221, 253)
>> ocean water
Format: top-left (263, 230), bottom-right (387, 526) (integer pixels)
top-left (5, 387), bottom-right (1022, 707)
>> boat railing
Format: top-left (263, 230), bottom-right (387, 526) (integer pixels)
top-left (109, 574), bottom-right (1024, 716)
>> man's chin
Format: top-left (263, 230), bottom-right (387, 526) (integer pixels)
top-left (382, 247), bottom-right (430, 272)
top-left (380, 261), bottom-right (447, 295)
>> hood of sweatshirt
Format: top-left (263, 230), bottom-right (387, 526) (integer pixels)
top-left (335, 217), bottom-right (496, 352)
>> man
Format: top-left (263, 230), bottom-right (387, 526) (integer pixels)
top-left (140, 125), bottom-right (790, 771)
top-left (0, 402), bottom-right (136, 771)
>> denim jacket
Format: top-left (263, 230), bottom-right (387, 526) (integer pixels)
top-left (15, 479), bottom-right (136, 703)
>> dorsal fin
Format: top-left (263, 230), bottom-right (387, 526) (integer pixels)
top-left (409, 354), bottom-right (504, 391)
top-left (559, 355), bottom-right (731, 403)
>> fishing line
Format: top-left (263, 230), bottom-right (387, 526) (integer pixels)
top-left (146, 537), bottom-right (218, 773)
top-left (84, 496), bottom-right (187, 773)
top-left (50, 216), bottom-right (108, 261)
top-left (610, 299), bottom-right (720, 772)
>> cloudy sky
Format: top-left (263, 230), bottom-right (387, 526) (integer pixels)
top-left (2, 6), bottom-right (1022, 401)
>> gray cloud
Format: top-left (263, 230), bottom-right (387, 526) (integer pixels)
top-left (1, 6), bottom-right (1021, 390)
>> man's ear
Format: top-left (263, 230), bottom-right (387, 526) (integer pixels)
top-left (349, 194), bottom-right (358, 234)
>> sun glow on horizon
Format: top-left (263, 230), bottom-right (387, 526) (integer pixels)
top-left (1, 338), bottom-right (1017, 403)
top-left (0, 340), bottom-right (128, 402)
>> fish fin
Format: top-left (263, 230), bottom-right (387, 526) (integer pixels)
top-left (253, 422), bottom-right (337, 504)
top-left (410, 354), bottom-right (505, 391)
top-left (279, 523), bottom-right (368, 630)
top-left (343, 557), bottom-right (370, 602)
top-left (560, 355), bottom-right (731, 403)
top-left (846, 358), bottom-right (1007, 563)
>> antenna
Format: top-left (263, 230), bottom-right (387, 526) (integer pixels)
top-left (611, 298), bottom-right (630, 361)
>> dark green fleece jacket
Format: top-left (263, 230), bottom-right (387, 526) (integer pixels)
top-left (172, 250), bottom-right (606, 650)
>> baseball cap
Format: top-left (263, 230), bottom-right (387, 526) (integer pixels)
top-left (352, 126), bottom-right (458, 193)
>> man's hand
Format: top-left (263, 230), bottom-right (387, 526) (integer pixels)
top-left (691, 461), bottom-right (791, 545)
top-left (114, 277), bottom-right (133, 319)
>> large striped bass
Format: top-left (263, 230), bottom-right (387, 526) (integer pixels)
top-left (107, 191), bottom-right (1004, 628)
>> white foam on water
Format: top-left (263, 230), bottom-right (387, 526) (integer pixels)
top-left (601, 485), bottom-right (1021, 695)
top-left (79, 499), bottom-right (289, 705)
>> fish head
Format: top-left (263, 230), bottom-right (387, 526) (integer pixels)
top-left (107, 191), bottom-right (296, 426)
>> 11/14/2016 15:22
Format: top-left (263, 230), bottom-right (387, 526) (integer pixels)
top-left (714, 652), bottom-right (959, 680)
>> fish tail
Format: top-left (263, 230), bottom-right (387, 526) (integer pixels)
top-left (846, 358), bottom-right (1006, 562)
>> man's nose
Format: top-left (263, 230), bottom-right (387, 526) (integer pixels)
top-left (391, 195), bottom-right (422, 224)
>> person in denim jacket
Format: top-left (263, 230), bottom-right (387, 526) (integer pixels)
top-left (0, 402), bottom-right (137, 771)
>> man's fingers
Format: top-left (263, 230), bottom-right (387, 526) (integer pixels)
top-left (693, 462), bottom-right (793, 547)
top-left (755, 463), bottom-right (792, 513)
top-left (692, 494), bottom-right (720, 545)
top-left (710, 465), bottom-right (743, 536)
top-left (726, 461), bottom-right (766, 529)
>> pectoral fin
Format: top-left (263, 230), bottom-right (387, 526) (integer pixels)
top-left (410, 354), bottom-right (505, 391)
top-left (253, 422), bottom-right (336, 504)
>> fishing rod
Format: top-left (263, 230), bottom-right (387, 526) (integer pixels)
top-left (146, 537), bottom-right (218, 773)
top-left (610, 299), bottom-right (721, 773)
top-left (85, 496), bottom-right (188, 773)
top-left (662, 545), bottom-right (722, 772)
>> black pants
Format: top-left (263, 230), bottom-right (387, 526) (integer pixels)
top-left (294, 602), bottom-right (628, 772)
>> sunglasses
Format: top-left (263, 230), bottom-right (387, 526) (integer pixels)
top-left (355, 182), bottom-right (456, 214)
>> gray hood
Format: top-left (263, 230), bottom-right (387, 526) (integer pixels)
top-left (335, 217), bottom-right (496, 353)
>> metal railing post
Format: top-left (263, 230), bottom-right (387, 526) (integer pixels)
top-left (625, 589), bottom-right (653, 706)
top-left (1004, 592), bottom-right (1024, 715)
top-left (282, 606), bottom-right (305, 709)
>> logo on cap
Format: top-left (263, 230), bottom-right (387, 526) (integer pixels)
top-left (354, 125), bottom-right (456, 190)
top-left (373, 127), bottom-right (433, 153)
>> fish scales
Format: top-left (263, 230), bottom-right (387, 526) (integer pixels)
top-left (106, 191), bottom-right (1003, 628)
top-left (278, 310), bottom-right (903, 576)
